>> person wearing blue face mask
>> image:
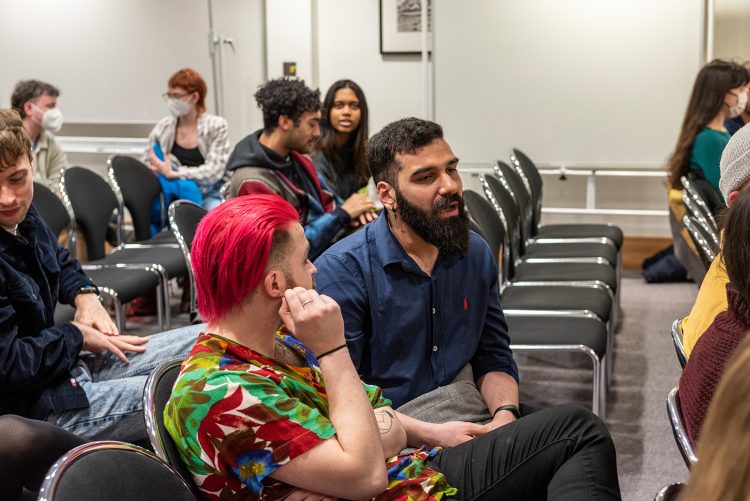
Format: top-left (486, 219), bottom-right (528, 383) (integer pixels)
top-left (10, 80), bottom-right (67, 199)
top-left (145, 68), bottom-right (231, 211)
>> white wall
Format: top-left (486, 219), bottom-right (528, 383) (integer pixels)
top-left (433, 0), bottom-right (705, 167)
top-left (315, 0), bottom-right (426, 134)
top-left (0, 0), bottom-right (213, 123)
top-left (266, 0), bottom-right (314, 82)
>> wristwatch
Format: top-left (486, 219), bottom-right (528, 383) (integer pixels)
top-left (75, 284), bottom-right (100, 298)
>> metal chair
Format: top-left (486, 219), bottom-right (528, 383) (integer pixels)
top-left (32, 181), bottom-right (76, 258)
top-left (653, 483), bottom-right (685, 501)
top-left (682, 214), bottom-right (717, 269)
top-left (465, 190), bottom-right (610, 416)
top-left (37, 441), bottom-right (197, 501)
top-left (143, 355), bottom-right (203, 496)
top-left (667, 386), bottom-right (697, 467)
top-left (169, 200), bottom-right (208, 324)
top-left (671, 318), bottom-right (687, 369)
top-left (681, 186), bottom-right (719, 252)
top-left (508, 148), bottom-right (624, 250)
top-left (61, 167), bottom-right (170, 331)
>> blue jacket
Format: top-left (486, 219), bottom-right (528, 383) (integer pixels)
top-left (0, 205), bottom-right (92, 419)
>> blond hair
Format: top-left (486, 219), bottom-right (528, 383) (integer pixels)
top-left (680, 334), bottom-right (750, 500)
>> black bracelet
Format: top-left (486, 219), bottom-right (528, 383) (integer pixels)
top-left (492, 404), bottom-right (521, 419)
top-left (316, 343), bottom-right (348, 360)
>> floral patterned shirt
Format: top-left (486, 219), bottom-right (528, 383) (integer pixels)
top-left (164, 332), bottom-right (456, 500)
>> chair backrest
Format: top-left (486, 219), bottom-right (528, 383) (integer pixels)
top-left (682, 214), bottom-right (717, 269)
top-left (494, 160), bottom-right (533, 246)
top-left (37, 441), bottom-right (197, 501)
top-left (61, 167), bottom-right (119, 261)
top-left (685, 171), bottom-right (726, 221)
top-left (654, 483), bottom-right (685, 501)
top-left (681, 176), bottom-right (720, 236)
top-left (32, 181), bottom-right (74, 246)
top-left (510, 148), bottom-right (544, 233)
top-left (169, 200), bottom-right (208, 322)
top-left (671, 318), bottom-right (687, 369)
top-left (463, 189), bottom-right (508, 286)
top-left (667, 387), bottom-right (697, 467)
top-left (108, 155), bottom-right (164, 242)
top-left (143, 357), bottom-right (200, 494)
top-left (481, 174), bottom-right (522, 278)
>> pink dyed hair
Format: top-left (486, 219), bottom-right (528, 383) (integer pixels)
top-left (191, 195), bottom-right (300, 323)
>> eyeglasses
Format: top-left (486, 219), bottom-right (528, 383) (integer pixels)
top-left (162, 92), bottom-right (192, 101)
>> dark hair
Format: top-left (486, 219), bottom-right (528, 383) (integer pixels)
top-left (723, 186), bottom-right (750, 303)
top-left (168, 68), bottom-right (208, 114)
top-left (668, 60), bottom-right (749, 188)
top-left (0, 109), bottom-right (33, 171)
top-left (10, 80), bottom-right (60, 119)
top-left (255, 78), bottom-right (321, 133)
top-left (317, 80), bottom-right (370, 186)
top-left (367, 117), bottom-right (444, 184)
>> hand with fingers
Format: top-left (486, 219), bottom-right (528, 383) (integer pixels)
top-left (74, 293), bottom-right (119, 337)
top-left (341, 193), bottom-right (376, 225)
top-left (278, 287), bottom-right (345, 356)
top-left (427, 420), bottom-right (489, 448)
top-left (72, 321), bottom-right (148, 364)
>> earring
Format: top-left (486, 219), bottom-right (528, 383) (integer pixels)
top-left (392, 206), bottom-right (398, 219)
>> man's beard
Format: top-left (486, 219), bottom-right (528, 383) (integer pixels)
top-left (395, 189), bottom-right (470, 256)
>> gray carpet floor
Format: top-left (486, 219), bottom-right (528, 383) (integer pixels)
top-left (516, 274), bottom-right (697, 500)
top-left (133, 273), bottom-right (698, 500)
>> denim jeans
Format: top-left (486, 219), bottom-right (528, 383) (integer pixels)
top-left (47, 324), bottom-right (205, 442)
top-left (429, 404), bottom-right (621, 500)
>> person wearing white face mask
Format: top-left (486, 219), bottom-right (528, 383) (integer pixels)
top-left (725, 63), bottom-right (750, 136)
top-left (10, 80), bottom-right (68, 198)
top-left (145, 68), bottom-right (231, 211)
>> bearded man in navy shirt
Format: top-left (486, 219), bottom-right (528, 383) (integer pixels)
top-left (314, 117), bottom-right (621, 499)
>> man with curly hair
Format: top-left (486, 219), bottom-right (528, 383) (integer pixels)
top-left (227, 78), bottom-right (376, 259)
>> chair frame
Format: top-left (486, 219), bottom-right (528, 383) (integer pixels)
top-left (37, 440), bottom-right (197, 501)
top-left (682, 214), bottom-right (717, 267)
top-left (681, 176), bottom-right (719, 234)
top-left (168, 200), bottom-right (206, 324)
top-left (671, 318), bottom-right (687, 369)
top-left (143, 358), bottom-right (182, 462)
top-left (681, 188), bottom-right (719, 251)
top-left (667, 386), bottom-right (697, 467)
top-left (59, 167), bottom-right (171, 331)
top-left (506, 309), bottom-right (607, 417)
top-left (37, 179), bottom-right (78, 260)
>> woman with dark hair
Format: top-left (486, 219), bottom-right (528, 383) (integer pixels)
top-left (146, 68), bottom-right (231, 210)
top-left (667, 59), bottom-right (749, 194)
top-left (313, 79), bottom-right (370, 200)
top-left (678, 186), bottom-right (750, 446)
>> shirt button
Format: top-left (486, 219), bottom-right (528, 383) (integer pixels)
top-left (432, 308), bottom-right (436, 314)
top-left (432, 345), bottom-right (438, 352)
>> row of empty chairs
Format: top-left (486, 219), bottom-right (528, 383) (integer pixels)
top-left (465, 149), bottom-right (623, 416)
top-left (32, 157), bottom-right (212, 331)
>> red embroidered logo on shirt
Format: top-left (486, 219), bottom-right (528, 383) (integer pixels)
top-left (464, 297), bottom-right (468, 310)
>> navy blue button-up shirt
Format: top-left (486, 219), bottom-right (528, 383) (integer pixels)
top-left (314, 214), bottom-right (518, 408)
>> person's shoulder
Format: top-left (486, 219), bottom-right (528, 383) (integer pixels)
top-left (199, 113), bottom-right (228, 128)
top-left (695, 128), bottom-right (730, 146)
top-left (467, 230), bottom-right (493, 260)
top-left (318, 227), bottom-right (370, 262)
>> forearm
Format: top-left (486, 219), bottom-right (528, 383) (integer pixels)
top-left (374, 407), bottom-right (407, 457)
top-left (319, 349), bottom-right (385, 464)
top-left (478, 371), bottom-right (520, 425)
top-left (392, 411), bottom-right (436, 449)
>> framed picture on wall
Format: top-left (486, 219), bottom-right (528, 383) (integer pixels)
top-left (380, 0), bottom-right (432, 55)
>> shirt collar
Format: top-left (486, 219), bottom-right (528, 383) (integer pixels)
top-left (0, 205), bottom-right (38, 252)
top-left (370, 213), bottom-right (462, 275)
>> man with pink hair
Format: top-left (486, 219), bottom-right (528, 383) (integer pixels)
top-left (164, 194), bottom-right (621, 500)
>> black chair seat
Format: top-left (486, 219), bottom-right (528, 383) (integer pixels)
top-left (524, 241), bottom-right (618, 265)
top-left (145, 230), bottom-right (178, 245)
top-left (506, 315), bottom-right (607, 357)
top-left (502, 286), bottom-right (612, 323)
top-left (106, 247), bottom-right (187, 277)
top-left (84, 268), bottom-right (161, 303)
top-left (514, 262), bottom-right (618, 293)
top-left (535, 224), bottom-right (623, 249)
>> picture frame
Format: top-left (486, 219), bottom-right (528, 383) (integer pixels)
top-left (379, 0), bottom-right (432, 55)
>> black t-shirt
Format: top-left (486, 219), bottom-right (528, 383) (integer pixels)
top-left (172, 142), bottom-right (205, 167)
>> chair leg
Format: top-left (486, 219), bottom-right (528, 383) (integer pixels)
top-left (156, 285), bottom-right (164, 332)
top-left (114, 300), bottom-right (125, 332)
top-left (599, 356), bottom-right (607, 420)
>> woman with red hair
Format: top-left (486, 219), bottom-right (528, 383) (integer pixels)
top-left (146, 68), bottom-right (231, 209)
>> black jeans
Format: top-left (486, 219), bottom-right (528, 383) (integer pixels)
top-left (429, 404), bottom-right (621, 501)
